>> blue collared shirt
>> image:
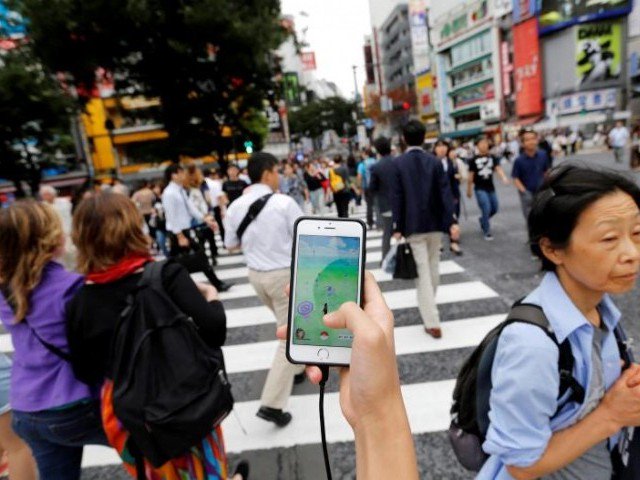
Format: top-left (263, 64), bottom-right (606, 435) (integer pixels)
top-left (477, 272), bottom-right (622, 479)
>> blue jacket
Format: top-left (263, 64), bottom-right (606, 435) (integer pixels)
top-left (369, 155), bottom-right (395, 214)
top-left (391, 148), bottom-right (455, 237)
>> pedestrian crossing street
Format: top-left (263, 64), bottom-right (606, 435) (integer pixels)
top-left (60, 210), bottom-right (508, 472)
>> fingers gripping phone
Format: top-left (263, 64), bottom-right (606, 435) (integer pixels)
top-left (286, 217), bottom-right (366, 367)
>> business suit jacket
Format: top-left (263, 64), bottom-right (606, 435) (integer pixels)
top-left (369, 155), bottom-right (395, 214)
top-left (391, 148), bottom-right (455, 237)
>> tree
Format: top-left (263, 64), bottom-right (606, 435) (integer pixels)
top-left (16, 0), bottom-right (285, 166)
top-left (0, 47), bottom-right (74, 197)
top-left (288, 96), bottom-right (357, 140)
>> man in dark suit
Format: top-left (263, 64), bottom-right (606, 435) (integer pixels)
top-left (369, 136), bottom-right (396, 262)
top-left (391, 120), bottom-right (458, 339)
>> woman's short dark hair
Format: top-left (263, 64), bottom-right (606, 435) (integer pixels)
top-left (529, 164), bottom-right (640, 271)
top-left (434, 138), bottom-right (451, 156)
top-left (248, 151), bottom-right (278, 183)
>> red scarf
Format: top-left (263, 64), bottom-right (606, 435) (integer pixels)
top-left (86, 253), bottom-right (153, 284)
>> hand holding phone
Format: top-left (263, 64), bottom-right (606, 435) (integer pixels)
top-left (286, 217), bottom-right (366, 366)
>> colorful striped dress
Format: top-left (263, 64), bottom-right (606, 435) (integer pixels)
top-left (101, 380), bottom-right (229, 480)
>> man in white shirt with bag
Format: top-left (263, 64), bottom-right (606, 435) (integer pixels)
top-left (224, 152), bottom-right (304, 427)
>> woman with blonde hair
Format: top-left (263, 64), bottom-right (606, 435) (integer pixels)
top-left (0, 200), bottom-right (106, 480)
top-left (66, 192), bottom-right (247, 479)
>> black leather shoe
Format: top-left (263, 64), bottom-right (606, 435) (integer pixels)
top-left (256, 407), bottom-right (292, 427)
top-left (233, 460), bottom-right (250, 479)
top-left (216, 282), bottom-right (233, 292)
top-left (294, 373), bottom-right (306, 385)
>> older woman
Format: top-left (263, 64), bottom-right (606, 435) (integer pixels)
top-left (479, 165), bottom-right (640, 478)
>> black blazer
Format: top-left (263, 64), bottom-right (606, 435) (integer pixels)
top-left (391, 149), bottom-right (455, 237)
top-left (369, 155), bottom-right (396, 214)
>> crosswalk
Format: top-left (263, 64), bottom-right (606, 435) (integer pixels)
top-left (73, 209), bottom-right (509, 474)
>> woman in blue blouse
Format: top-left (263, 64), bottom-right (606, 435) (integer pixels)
top-left (479, 165), bottom-right (640, 479)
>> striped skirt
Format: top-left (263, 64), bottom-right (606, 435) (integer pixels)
top-left (101, 380), bottom-right (229, 480)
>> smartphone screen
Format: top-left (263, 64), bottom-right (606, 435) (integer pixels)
top-left (291, 234), bottom-right (360, 348)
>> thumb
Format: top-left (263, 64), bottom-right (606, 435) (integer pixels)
top-left (323, 301), bottom-right (369, 337)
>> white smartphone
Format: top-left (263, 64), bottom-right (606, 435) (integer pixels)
top-left (286, 217), bottom-right (366, 366)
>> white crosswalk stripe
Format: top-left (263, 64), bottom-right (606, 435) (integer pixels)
top-left (75, 207), bottom-right (506, 471)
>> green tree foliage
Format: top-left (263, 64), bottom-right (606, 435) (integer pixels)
top-left (0, 47), bottom-right (73, 197)
top-left (288, 96), bottom-right (356, 140)
top-left (17, 0), bottom-right (285, 162)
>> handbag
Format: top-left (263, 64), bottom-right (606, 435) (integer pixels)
top-left (393, 241), bottom-right (418, 280)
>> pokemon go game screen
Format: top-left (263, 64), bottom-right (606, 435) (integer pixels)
top-left (292, 235), bottom-right (360, 348)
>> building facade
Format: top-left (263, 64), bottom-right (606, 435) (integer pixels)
top-left (432, 0), bottom-right (505, 136)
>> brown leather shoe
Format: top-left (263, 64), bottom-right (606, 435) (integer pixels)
top-left (425, 327), bottom-right (442, 339)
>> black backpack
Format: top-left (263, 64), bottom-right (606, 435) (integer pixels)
top-left (449, 301), bottom-right (631, 472)
top-left (110, 260), bottom-right (233, 469)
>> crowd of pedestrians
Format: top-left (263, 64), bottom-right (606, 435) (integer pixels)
top-left (2, 114), bottom-right (640, 480)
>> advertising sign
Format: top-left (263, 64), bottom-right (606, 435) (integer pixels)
top-left (576, 21), bottom-right (622, 88)
top-left (480, 100), bottom-right (501, 121)
top-left (546, 88), bottom-right (617, 115)
top-left (501, 41), bottom-right (513, 97)
top-left (493, 0), bottom-right (513, 17)
top-left (416, 73), bottom-right (436, 116)
top-left (409, 0), bottom-right (431, 74)
top-left (283, 72), bottom-right (301, 106)
top-left (301, 52), bottom-right (317, 71)
top-left (433, 0), bottom-right (489, 47)
top-left (511, 0), bottom-right (537, 24)
top-left (539, 0), bottom-right (631, 34)
top-left (513, 18), bottom-right (543, 117)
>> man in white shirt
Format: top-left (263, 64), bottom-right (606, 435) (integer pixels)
top-left (608, 120), bottom-right (630, 164)
top-left (225, 152), bottom-right (304, 427)
top-left (162, 163), bottom-right (231, 291)
top-left (203, 167), bottom-right (226, 240)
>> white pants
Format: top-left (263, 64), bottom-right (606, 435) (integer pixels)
top-left (407, 232), bottom-right (442, 329)
top-left (248, 268), bottom-right (305, 410)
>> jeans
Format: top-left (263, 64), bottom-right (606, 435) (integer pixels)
top-left (475, 188), bottom-right (498, 235)
top-left (518, 190), bottom-right (534, 221)
top-left (155, 228), bottom-right (169, 257)
top-left (309, 189), bottom-right (323, 214)
top-left (613, 146), bottom-right (625, 163)
top-left (12, 401), bottom-right (108, 480)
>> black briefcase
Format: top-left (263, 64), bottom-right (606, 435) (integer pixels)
top-left (393, 242), bottom-right (418, 280)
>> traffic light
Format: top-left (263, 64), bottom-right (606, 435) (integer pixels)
top-left (402, 102), bottom-right (410, 111)
top-left (244, 140), bottom-right (254, 154)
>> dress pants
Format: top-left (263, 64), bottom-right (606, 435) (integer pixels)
top-left (407, 232), bottom-right (442, 329)
top-left (248, 268), bottom-right (305, 410)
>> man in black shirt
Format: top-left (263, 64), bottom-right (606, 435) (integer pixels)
top-left (466, 135), bottom-right (510, 240)
top-left (222, 164), bottom-right (249, 205)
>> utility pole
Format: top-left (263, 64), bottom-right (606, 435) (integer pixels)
top-left (352, 65), bottom-right (360, 119)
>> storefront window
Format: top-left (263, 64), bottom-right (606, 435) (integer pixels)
top-left (451, 58), bottom-right (493, 87)
top-left (452, 81), bottom-right (495, 109)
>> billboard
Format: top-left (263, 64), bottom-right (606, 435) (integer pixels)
top-left (547, 88), bottom-right (617, 115)
top-left (576, 21), bottom-right (622, 87)
top-left (512, 0), bottom-right (537, 23)
top-left (539, 0), bottom-right (631, 34)
top-left (416, 73), bottom-right (436, 116)
top-left (301, 52), bottom-right (316, 71)
top-left (409, 0), bottom-right (431, 74)
top-left (283, 72), bottom-right (301, 106)
top-left (513, 18), bottom-right (543, 117)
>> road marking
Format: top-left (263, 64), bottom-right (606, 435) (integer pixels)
top-left (216, 261), bottom-right (464, 301)
top-left (223, 314), bottom-right (504, 374)
top-left (222, 281), bottom-right (498, 329)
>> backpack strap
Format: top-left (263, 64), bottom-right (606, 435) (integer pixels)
top-left (236, 194), bottom-right (273, 241)
top-left (139, 259), bottom-right (166, 291)
top-left (506, 303), bottom-right (586, 410)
